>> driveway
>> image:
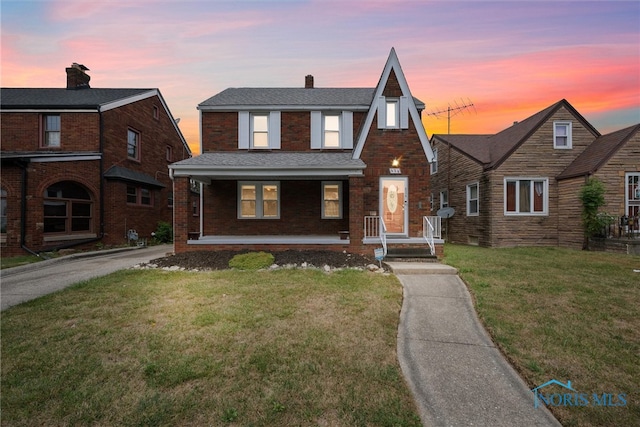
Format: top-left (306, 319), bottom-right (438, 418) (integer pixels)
top-left (1, 244), bottom-right (172, 311)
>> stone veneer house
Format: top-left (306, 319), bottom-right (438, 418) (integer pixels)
top-left (169, 48), bottom-right (442, 257)
top-left (430, 99), bottom-right (639, 250)
top-left (1, 64), bottom-right (193, 256)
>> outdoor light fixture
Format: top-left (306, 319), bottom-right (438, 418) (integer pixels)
top-left (391, 157), bottom-right (400, 167)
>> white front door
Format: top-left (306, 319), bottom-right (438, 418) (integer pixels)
top-left (380, 177), bottom-right (408, 236)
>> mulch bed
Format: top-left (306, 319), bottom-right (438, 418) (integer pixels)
top-left (149, 249), bottom-right (380, 271)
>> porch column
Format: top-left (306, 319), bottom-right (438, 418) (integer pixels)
top-left (348, 175), bottom-right (365, 254)
top-left (173, 176), bottom-right (190, 253)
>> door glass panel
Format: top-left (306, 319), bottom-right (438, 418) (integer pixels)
top-left (381, 178), bottom-right (406, 234)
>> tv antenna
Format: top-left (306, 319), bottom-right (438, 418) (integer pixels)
top-left (427, 98), bottom-right (476, 134)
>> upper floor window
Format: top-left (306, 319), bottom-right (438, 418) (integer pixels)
top-left (377, 96), bottom-right (409, 130)
top-left (322, 182), bottom-right (342, 219)
top-left (440, 190), bottom-right (448, 209)
top-left (153, 105), bottom-right (159, 120)
top-left (42, 115), bottom-right (61, 147)
top-left (311, 111), bottom-right (353, 149)
top-left (386, 99), bottom-right (399, 128)
top-left (505, 178), bottom-right (547, 215)
top-left (238, 182), bottom-right (280, 219)
top-left (43, 181), bottom-right (92, 234)
top-left (554, 121), bottom-right (572, 149)
top-left (467, 182), bottom-right (479, 216)
top-left (127, 129), bottom-right (140, 160)
top-left (430, 148), bottom-right (438, 174)
top-left (238, 111), bottom-right (281, 149)
top-left (166, 145), bottom-right (173, 162)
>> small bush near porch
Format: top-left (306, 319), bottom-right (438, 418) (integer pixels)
top-left (443, 244), bottom-right (639, 427)
top-left (1, 268), bottom-right (421, 426)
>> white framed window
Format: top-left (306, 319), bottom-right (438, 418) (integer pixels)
top-left (238, 181), bottom-right (280, 219)
top-left (626, 172), bottom-right (640, 220)
top-left (322, 181), bottom-right (342, 219)
top-left (127, 128), bottom-right (140, 160)
top-left (42, 114), bottom-right (61, 147)
top-left (323, 115), bottom-right (341, 148)
top-left (554, 121), bottom-right (572, 149)
top-left (504, 178), bottom-right (548, 215)
top-left (440, 190), bottom-right (448, 209)
top-left (467, 182), bottom-right (479, 216)
top-left (430, 192), bottom-right (434, 212)
top-left (430, 148), bottom-right (438, 174)
top-left (377, 96), bottom-right (409, 129)
top-left (386, 99), bottom-right (399, 128)
top-left (311, 111), bottom-right (353, 149)
top-left (238, 111), bottom-right (281, 149)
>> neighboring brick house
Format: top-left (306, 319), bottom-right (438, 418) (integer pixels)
top-left (430, 99), bottom-right (640, 249)
top-left (1, 63), bottom-right (192, 257)
top-left (170, 48), bottom-right (441, 257)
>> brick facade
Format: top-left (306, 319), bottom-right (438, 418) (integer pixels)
top-left (1, 81), bottom-right (190, 257)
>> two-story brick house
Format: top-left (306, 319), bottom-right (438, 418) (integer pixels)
top-left (170, 48), bottom-right (441, 257)
top-left (1, 63), bottom-right (192, 257)
top-left (430, 99), bottom-right (639, 249)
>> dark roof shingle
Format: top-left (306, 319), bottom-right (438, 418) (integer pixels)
top-left (0, 88), bottom-right (154, 109)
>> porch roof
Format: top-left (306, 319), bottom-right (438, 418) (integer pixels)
top-left (170, 151), bottom-right (366, 181)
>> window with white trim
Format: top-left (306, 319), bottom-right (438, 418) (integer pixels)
top-left (430, 148), bottom-right (438, 174)
top-left (504, 178), bottom-right (547, 215)
top-left (322, 182), bottom-right (342, 219)
top-left (626, 172), bottom-right (640, 219)
top-left (238, 111), bottom-right (281, 149)
top-left (238, 182), bottom-right (280, 219)
top-left (440, 190), bottom-right (448, 209)
top-left (467, 182), bottom-right (479, 216)
top-left (42, 114), bottom-right (61, 147)
top-left (386, 99), bottom-right (399, 128)
top-left (323, 115), bottom-right (340, 148)
top-left (554, 121), bottom-right (572, 149)
top-left (310, 111), bottom-right (353, 149)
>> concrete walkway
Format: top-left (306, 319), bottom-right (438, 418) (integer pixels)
top-left (386, 261), bottom-right (562, 427)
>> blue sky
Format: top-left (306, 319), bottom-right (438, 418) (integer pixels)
top-left (2, 0), bottom-right (639, 152)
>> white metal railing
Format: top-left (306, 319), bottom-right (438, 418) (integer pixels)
top-left (364, 215), bottom-right (388, 256)
top-left (423, 216), bottom-right (441, 256)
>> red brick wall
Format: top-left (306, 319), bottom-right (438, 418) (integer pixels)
top-left (202, 180), bottom-right (350, 236)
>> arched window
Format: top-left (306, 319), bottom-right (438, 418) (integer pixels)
top-left (44, 182), bottom-right (93, 234)
top-left (1, 188), bottom-right (7, 234)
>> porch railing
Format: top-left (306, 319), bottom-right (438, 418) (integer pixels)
top-left (423, 215), bottom-right (441, 256)
top-left (364, 215), bottom-right (388, 256)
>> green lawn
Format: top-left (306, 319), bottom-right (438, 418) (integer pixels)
top-left (1, 268), bottom-right (421, 427)
top-left (442, 244), bottom-right (639, 427)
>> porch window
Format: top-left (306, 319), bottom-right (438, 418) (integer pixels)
top-left (238, 182), bottom-right (280, 219)
top-left (43, 181), bottom-right (92, 234)
top-left (42, 114), bottom-right (61, 147)
top-left (554, 121), bottom-right (572, 149)
top-left (322, 182), bottom-right (342, 219)
top-left (505, 178), bottom-right (547, 215)
top-left (467, 182), bottom-right (479, 216)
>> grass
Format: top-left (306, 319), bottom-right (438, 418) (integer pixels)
top-left (442, 244), bottom-right (640, 427)
top-left (0, 254), bottom-right (43, 269)
top-left (1, 268), bottom-right (421, 427)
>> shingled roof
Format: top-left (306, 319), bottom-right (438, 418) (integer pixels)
top-left (0, 88), bottom-right (154, 109)
top-left (432, 99), bottom-right (600, 170)
top-left (557, 123), bottom-right (640, 180)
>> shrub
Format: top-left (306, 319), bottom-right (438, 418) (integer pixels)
top-left (228, 252), bottom-right (275, 270)
top-left (579, 178), bottom-right (606, 248)
top-left (153, 221), bottom-right (173, 243)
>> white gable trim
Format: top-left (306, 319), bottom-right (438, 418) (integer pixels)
top-left (352, 48), bottom-right (434, 163)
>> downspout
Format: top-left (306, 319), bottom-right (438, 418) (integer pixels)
top-left (18, 159), bottom-right (42, 257)
top-left (99, 108), bottom-right (105, 239)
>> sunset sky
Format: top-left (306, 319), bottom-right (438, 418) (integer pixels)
top-left (2, 0), bottom-right (639, 154)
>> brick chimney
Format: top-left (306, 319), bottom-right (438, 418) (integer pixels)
top-left (305, 74), bottom-right (314, 89)
top-left (66, 63), bottom-right (90, 89)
